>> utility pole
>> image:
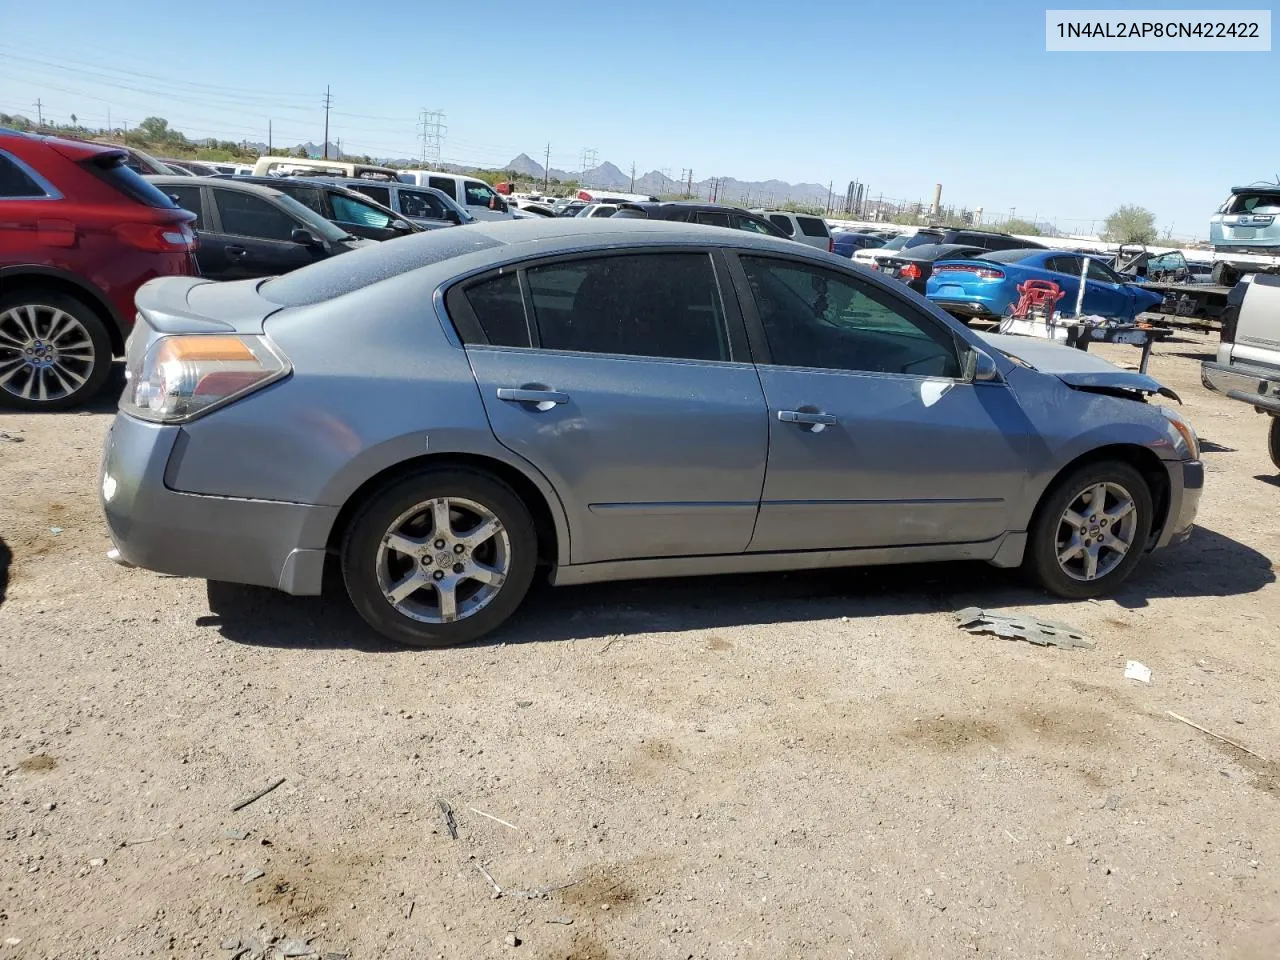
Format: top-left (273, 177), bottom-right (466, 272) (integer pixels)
top-left (34, 99), bottom-right (43, 129)
top-left (579, 147), bottom-right (597, 188)
top-left (106, 106), bottom-right (111, 134)
top-left (1009, 206), bottom-right (1016, 224)
top-left (417, 111), bottom-right (446, 169)
top-left (322, 85), bottom-right (332, 159)
top-left (686, 168), bottom-right (693, 197)
top-left (336, 137), bottom-right (342, 159)
top-left (268, 119), bottom-right (273, 154)
top-left (826, 180), bottom-right (833, 215)
top-left (629, 161), bottom-right (635, 192)
top-left (543, 142), bottom-right (551, 192)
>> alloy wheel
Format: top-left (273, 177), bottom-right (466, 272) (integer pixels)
top-left (375, 496), bottom-right (511, 624)
top-left (0, 303), bottom-right (97, 404)
top-left (1054, 481), bottom-right (1138, 582)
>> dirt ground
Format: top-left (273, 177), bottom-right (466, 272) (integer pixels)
top-left (1, 336), bottom-right (1278, 960)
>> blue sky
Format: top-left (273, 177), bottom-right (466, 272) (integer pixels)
top-left (1, 0), bottom-right (1275, 238)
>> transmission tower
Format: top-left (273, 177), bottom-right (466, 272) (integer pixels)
top-left (580, 147), bottom-right (598, 187)
top-left (418, 109), bottom-right (446, 167)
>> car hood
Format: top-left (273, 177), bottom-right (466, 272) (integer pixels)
top-left (978, 333), bottom-right (1181, 401)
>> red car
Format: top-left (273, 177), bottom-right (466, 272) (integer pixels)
top-left (0, 129), bottom-right (198, 409)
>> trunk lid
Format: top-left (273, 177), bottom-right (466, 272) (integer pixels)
top-left (979, 332), bottom-right (1181, 401)
top-left (134, 276), bottom-right (283, 336)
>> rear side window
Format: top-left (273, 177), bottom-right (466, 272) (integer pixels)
top-left (0, 154), bottom-right (46, 198)
top-left (768, 214), bottom-right (794, 236)
top-left (796, 216), bottom-right (829, 238)
top-left (694, 211), bottom-right (731, 228)
top-left (462, 273), bottom-right (530, 347)
top-left (352, 184), bottom-right (391, 207)
top-left (165, 184), bottom-right (205, 226)
top-left (213, 189), bottom-right (298, 241)
top-left (1045, 255), bottom-right (1081, 276)
top-left (429, 176), bottom-right (456, 199)
top-left (86, 156), bottom-right (179, 208)
top-left (526, 253), bottom-right (728, 362)
top-left (733, 214), bottom-right (775, 235)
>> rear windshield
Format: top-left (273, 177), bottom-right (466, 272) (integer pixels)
top-left (1222, 191), bottom-right (1280, 215)
top-left (796, 216), bottom-right (829, 238)
top-left (969, 248), bottom-right (1043, 263)
top-left (261, 230), bottom-right (503, 306)
top-left (903, 232), bottom-right (945, 249)
top-left (878, 235), bottom-right (908, 251)
top-left (85, 155), bottom-right (179, 208)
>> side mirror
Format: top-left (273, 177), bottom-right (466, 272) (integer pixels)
top-left (391, 219), bottom-right (414, 233)
top-left (444, 209), bottom-right (462, 225)
top-left (962, 347), bottom-right (1001, 383)
top-left (291, 227), bottom-right (320, 246)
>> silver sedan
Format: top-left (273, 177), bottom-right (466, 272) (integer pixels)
top-left (100, 220), bottom-right (1203, 646)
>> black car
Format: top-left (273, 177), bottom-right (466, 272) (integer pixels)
top-left (931, 228), bottom-right (1046, 252)
top-left (612, 202), bottom-right (789, 238)
top-left (223, 175), bottom-right (420, 242)
top-left (876, 243), bottom-right (986, 293)
top-left (149, 176), bottom-right (371, 281)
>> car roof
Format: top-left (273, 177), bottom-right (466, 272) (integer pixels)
top-left (621, 201), bottom-right (751, 214)
top-left (892, 243), bottom-right (985, 260)
top-left (148, 175), bottom-right (285, 199)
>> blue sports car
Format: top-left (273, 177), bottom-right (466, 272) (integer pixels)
top-left (926, 248), bottom-right (1164, 322)
top-left (831, 231), bottom-right (885, 258)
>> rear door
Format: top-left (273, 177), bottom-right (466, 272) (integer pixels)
top-left (454, 250), bottom-right (768, 564)
top-left (207, 188), bottom-right (321, 280)
top-left (729, 252), bottom-right (1025, 552)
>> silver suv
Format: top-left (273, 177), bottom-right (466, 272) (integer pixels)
top-left (1201, 274), bottom-right (1280, 468)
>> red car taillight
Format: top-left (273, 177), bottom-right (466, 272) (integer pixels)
top-left (899, 263), bottom-right (922, 282)
top-left (828, 237), bottom-right (834, 253)
top-left (114, 222), bottom-right (197, 253)
top-left (934, 265), bottom-right (1005, 280)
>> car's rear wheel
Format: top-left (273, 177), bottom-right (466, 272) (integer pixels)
top-left (1268, 417), bottom-right (1280, 471)
top-left (0, 289), bottom-right (113, 411)
top-left (341, 468), bottom-right (537, 647)
top-left (1024, 461), bottom-right (1154, 599)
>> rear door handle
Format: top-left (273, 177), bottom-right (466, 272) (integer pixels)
top-left (496, 387), bottom-right (569, 406)
top-left (778, 410), bottom-right (837, 425)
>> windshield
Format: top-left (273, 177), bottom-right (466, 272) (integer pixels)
top-left (879, 235), bottom-right (908, 251)
top-left (273, 192), bottom-right (352, 243)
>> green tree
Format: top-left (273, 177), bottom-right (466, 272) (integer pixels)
top-left (1005, 218), bottom-right (1041, 236)
top-left (1103, 204), bottom-right (1157, 244)
top-left (137, 116), bottom-right (171, 141)
top-left (294, 145), bottom-right (310, 158)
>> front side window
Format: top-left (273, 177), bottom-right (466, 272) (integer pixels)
top-left (464, 180), bottom-right (499, 207)
top-left (329, 192), bottom-right (394, 228)
top-left (740, 256), bottom-right (959, 377)
top-left (400, 189), bottom-right (446, 220)
top-left (1046, 255), bottom-right (1082, 277)
top-left (429, 176), bottom-right (457, 199)
top-left (694, 211), bottom-right (731, 228)
top-left (0, 154), bottom-right (45, 198)
top-left (279, 185), bottom-right (324, 217)
top-left (1086, 259), bottom-right (1122, 283)
top-left (351, 184), bottom-right (391, 207)
top-left (527, 253), bottom-right (729, 362)
top-left (733, 214), bottom-right (774, 235)
top-left (213, 190), bottom-right (300, 241)
top-left (165, 184), bottom-right (205, 226)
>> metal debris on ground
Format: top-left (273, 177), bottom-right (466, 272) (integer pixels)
top-left (954, 607), bottom-right (1094, 649)
top-left (436, 798), bottom-right (458, 839)
top-left (279, 939), bottom-right (314, 957)
top-left (1166, 711), bottom-right (1270, 762)
top-left (545, 917), bottom-right (574, 925)
top-left (473, 859), bottom-right (503, 896)
top-left (469, 806), bottom-right (519, 831)
top-left (223, 828), bottom-right (250, 841)
top-left (240, 867), bottom-right (266, 884)
top-left (1124, 660), bottom-right (1152, 683)
top-left (0, 431), bottom-right (23, 442)
top-left (231, 777), bottom-right (286, 812)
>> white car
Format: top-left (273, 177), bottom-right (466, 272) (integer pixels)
top-left (754, 210), bottom-right (833, 252)
top-left (393, 170), bottom-right (517, 221)
top-left (575, 203), bottom-right (619, 219)
top-left (852, 230), bottom-right (941, 269)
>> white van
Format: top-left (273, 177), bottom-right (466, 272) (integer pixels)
top-left (395, 170), bottom-right (515, 221)
top-left (251, 157), bottom-right (402, 180)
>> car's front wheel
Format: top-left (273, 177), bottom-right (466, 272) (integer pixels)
top-left (341, 468), bottom-right (537, 647)
top-left (1024, 461), bottom-right (1154, 599)
top-left (0, 289), bottom-right (113, 410)
top-left (1268, 417), bottom-right (1280, 471)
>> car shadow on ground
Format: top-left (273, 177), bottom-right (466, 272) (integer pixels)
top-left (1255, 474), bottom-right (1280, 489)
top-left (203, 525), bottom-right (1274, 652)
top-left (0, 537), bottom-right (10, 609)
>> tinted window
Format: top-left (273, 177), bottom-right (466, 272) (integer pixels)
top-left (464, 180), bottom-right (497, 207)
top-left (1225, 191), bottom-right (1280, 214)
top-left (464, 273), bottom-right (530, 347)
top-left (694, 211), bottom-right (731, 228)
top-left (878, 235), bottom-right (908, 251)
top-left (400, 189), bottom-right (446, 219)
top-left (1086, 259), bottom-right (1122, 283)
top-left (665, 209), bottom-right (691, 222)
top-left (87, 158), bottom-right (179, 208)
top-left (768, 214), bottom-right (794, 236)
top-left (981, 247), bottom-right (1049, 263)
top-left (352, 184), bottom-right (391, 207)
top-left (429, 176), bottom-right (456, 199)
top-left (330, 192), bottom-right (394, 228)
top-left (733, 214), bottom-right (775, 235)
top-left (277, 184), bottom-right (325, 216)
top-left (740, 256), bottom-right (959, 377)
top-left (527, 254), bottom-right (728, 361)
top-left (0, 155), bottom-right (45, 198)
top-left (213, 189), bottom-right (300, 241)
top-left (165, 184), bottom-right (205, 225)
top-left (796, 216), bottom-right (829, 238)
top-left (1045, 255), bottom-right (1081, 276)
top-left (611, 208), bottom-right (648, 219)
top-left (903, 232), bottom-right (944, 249)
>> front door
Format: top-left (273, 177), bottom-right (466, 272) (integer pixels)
top-left (730, 253), bottom-right (1028, 552)
top-left (208, 188), bottom-right (323, 279)
top-left (456, 251), bottom-right (767, 564)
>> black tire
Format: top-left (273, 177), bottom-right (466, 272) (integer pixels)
top-left (0, 288), bottom-right (114, 411)
top-left (1269, 417), bottom-right (1280, 472)
top-left (341, 468), bottom-right (537, 648)
top-left (1219, 305), bottom-right (1240, 344)
top-left (1211, 261), bottom-right (1239, 288)
top-left (1023, 461), bottom-right (1154, 600)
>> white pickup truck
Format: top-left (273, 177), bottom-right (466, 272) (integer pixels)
top-left (1201, 274), bottom-right (1280, 468)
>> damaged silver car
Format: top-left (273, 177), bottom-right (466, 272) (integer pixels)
top-left (99, 220), bottom-right (1203, 647)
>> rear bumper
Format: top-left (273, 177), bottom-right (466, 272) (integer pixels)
top-left (1200, 360), bottom-right (1280, 414)
top-left (1157, 458), bottom-right (1203, 549)
top-left (930, 297), bottom-right (1001, 318)
top-left (99, 414), bottom-right (337, 595)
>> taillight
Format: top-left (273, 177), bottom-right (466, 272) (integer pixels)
top-left (113, 222), bottom-right (197, 253)
top-left (828, 237), bottom-right (834, 253)
top-left (899, 263), bottom-right (921, 282)
top-left (121, 335), bottom-right (289, 422)
top-left (868, 261), bottom-right (880, 271)
top-left (974, 268), bottom-right (1005, 280)
top-left (933, 265), bottom-right (1005, 280)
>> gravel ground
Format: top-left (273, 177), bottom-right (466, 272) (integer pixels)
top-left (1, 337), bottom-right (1277, 960)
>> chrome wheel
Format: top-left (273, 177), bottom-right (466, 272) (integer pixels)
top-left (1054, 481), bottom-right (1138, 582)
top-left (375, 496), bottom-right (510, 624)
top-left (0, 303), bottom-right (97, 403)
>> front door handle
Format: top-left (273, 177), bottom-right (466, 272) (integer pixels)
top-left (778, 409), bottom-right (837, 425)
top-left (496, 387), bottom-right (569, 407)
top-left (225, 245), bottom-right (247, 259)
